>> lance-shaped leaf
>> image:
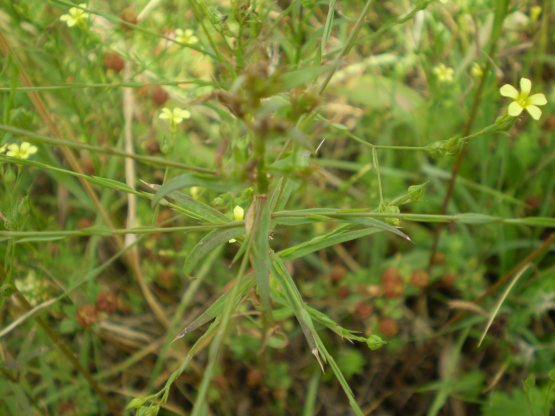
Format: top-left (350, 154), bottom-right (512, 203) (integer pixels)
top-left (173, 274), bottom-right (255, 341)
top-left (270, 253), bottom-right (364, 416)
top-left (151, 173), bottom-right (240, 207)
top-left (251, 195), bottom-right (272, 324)
top-left (183, 227), bottom-right (244, 275)
top-left (149, 182), bottom-right (229, 224)
top-left (278, 224), bottom-right (381, 261)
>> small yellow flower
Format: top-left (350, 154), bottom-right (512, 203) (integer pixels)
top-left (6, 142), bottom-right (38, 159)
top-left (175, 29), bottom-right (199, 45)
top-left (530, 6), bottom-right (542, 23)
top-left (500, 77), bottom-right (547, 120)
top-left (233, 205), bottom-right (244, 221)
top-left (470, 62), bottom-right (483, 79)
top-left (60, 3), bottom-right (89, 28)
top-left (433, 64), bottom-right (454, 83)
top-left (0, 144), bottom-right (6, 153)
top-left (190, 186), bottom-right (200, 200)
top-left (159, 107), bottom-right (191, 127)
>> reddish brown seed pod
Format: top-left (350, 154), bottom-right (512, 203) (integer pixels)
top-left (120, 7), bottom-right (138, 30)
top-left (96, 291), bottom-right (118, 314)
top-left (151, 85), bottom-right (169, 106)
top-left (411, 270), bottom-right (430, 288)
top-left (378, 318), bottom-right (399, 337)
top-left (103, 52), bottom-right (125, 73)
top-left (330, 264), bottom-right (347, 284)
top-left (354, 302), bottom-right (373, 319)
top-left (336, 286), bottom-right (351, 299)
top-left (381, 267), bottom-right (403, 299)
top-left (76, 304), bottom-right (98, 327)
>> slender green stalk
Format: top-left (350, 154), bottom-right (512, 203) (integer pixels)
top-left (318, 0), bottom-right (374, 95)
top-left (0, 124), bottom-right (216, 174)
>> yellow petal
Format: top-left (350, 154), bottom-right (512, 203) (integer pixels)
top-left (525, 105), bottom-right (542, 120)
top-left (528, 93), bottom-right (547, 106)
top-left (500, 84), bottom-right (518, 98)
top-left (520, 78), bottom-right (531, 96)
top-left (159, 108), bottom-right (171, 119)
top-left (508, 101), bottom-right (523, 117)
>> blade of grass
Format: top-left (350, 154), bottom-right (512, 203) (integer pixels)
top-left (251, 195), bottom-right (273, 325)
top-left (478, 264), bottom-right (532, 347)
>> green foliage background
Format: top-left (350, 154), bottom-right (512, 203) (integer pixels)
top-left (0, 0), bottom-right (554, 415)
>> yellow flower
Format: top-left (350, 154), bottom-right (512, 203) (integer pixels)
top-left (530, 6), bottom-right (542, 23)
top-left (0, 144), bottom-right (6, 153)
top-left (190, 186), bottom-right (200, 200)
top-left (433, 64), bottom-right (454, 83)
top-left (175, 29), bottom-right (198, 45)
top-left (6, 142), bottom-right (38, 159)
top-left (233, 205), bottom-right (244, 221)
top-left (60, 3), bottom-right (89, 28)
top-left (159, 107), bottom-right (191, 127)
top-left (470, 62), bottom-right (483, 79)
top-left (500, 78), bottom-right (547, 120)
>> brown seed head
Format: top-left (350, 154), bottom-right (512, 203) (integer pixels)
top-left (378, 318), bottom-right (398, 337)
top-left (76, 304), bottom-right (98, 327)
top-left (151, 85), bottom-right (169, 106)
top-left (103, 52), bottom-right (125, 73)
top-left (96, 291), bottom-right (118, 314)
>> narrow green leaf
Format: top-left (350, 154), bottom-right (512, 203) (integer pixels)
top-left (183, 227), bottom-right (244, 275)
top-left (252, 195), bottom-right (272, 323)
top-left (278, 225), bottom-right (382, 260)
top-left (280, 65), bottom-right (331, 91)
top-left (157, 190), bottom-right (230, 224)
top-left (321, 0), bottom-right (337, 55)
top-left (151, 173), bottom-right (238, 207)
top-left (173, 274), bottom-right (255, 340)
top-left (271, 253), bottom-right (364, 416)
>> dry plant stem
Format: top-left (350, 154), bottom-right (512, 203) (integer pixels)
top-left (14, 291), bottom-right (120, 415)
top-left (0, 32), bottom-right (170, 328)
top-left (123, 64), bottom-right (137, 247)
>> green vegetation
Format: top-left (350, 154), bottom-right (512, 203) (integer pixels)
top-left (1, 0), bottom-right (554, 414)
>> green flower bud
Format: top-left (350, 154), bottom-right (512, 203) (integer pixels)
top-left (426, 135), bottom-right (464, 157)
top-left (366, 334), bottom-right (387, 350)
top-left (494, 114), bottom-right (515, 132)
top-left (407, 182), bottom-right (428, 203)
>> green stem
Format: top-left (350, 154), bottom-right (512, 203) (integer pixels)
top-left (0, 124), bottom-right (216, 174)
top-left (318, 0), bottom-right (374, 95)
